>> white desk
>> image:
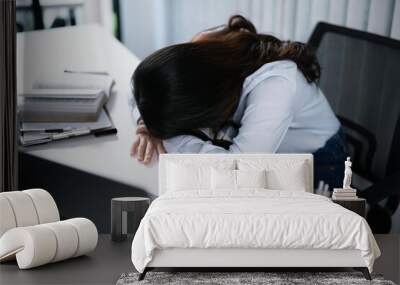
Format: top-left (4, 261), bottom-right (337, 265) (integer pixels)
top-left (17, 25), bottom-right (159, 195)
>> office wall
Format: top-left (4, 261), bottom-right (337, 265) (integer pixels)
top-left (16, 0), bottom-right (114, 32)
top-left (121, 0), bottom-right (400, 59)
top-left (82, 0), bottom-right (113, 32)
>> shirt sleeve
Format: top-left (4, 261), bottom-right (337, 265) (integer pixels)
top-left (163, 76), bottom-right (297, 153)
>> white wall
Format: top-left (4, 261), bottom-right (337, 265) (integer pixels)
top-left (121, 0), bottom-right (400, 59)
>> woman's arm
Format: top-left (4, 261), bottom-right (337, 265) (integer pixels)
top-left (130, 120), bottom-right (166, 163)
top-left (163, 76), bottom-right (297, 153)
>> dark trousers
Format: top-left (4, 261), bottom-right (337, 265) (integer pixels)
top-left (313, 129), bottom-right (348, 191)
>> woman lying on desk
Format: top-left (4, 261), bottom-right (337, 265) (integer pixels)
top-left (130, 15), bottom-right (347, 189)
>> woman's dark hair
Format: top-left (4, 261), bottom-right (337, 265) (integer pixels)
top-left (132, 15), bottom-right (320, 143)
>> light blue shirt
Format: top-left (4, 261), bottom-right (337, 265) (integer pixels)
top-left (131, 60), bottom-right (340, 154)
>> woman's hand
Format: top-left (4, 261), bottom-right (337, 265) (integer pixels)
top-left (130, 121), bottom-right (166, 164)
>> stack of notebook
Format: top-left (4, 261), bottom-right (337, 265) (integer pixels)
top-left (19, 72), bottom-right (115, 122)
top-left (332, 188), bottom-right (358, 200)
top-left (19, 71), bottom-right (117, 146)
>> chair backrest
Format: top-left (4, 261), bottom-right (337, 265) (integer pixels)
top-left (0, 189), bottom-right (59, 237)
top-left (158, 154), bottom-right (313, 195)
top-left (308, 22), bottom-right (400, 182)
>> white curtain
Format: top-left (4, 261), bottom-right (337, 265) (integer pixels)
top-left (121, 0), bottom-right (400, 59)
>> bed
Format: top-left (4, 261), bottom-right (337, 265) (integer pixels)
top-left (131, 154), bottom-right (380, 280)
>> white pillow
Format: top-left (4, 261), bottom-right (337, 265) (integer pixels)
top-left (267, 167), bottom-right (307, 191)
top-left (166, 160), bottom-right (235, 192)
top-left (211, 169), bottom-right (267, 190)
top-left (237, 159), bottom-right (308, 191)
top-left (167, 163), bottom-right (210, 191)
top-left (236, 169), bottom-right (267, 189)
top-left (211, 168), bottom-right (236, 190)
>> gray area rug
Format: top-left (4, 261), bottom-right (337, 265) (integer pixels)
top-left (117, 272), bottom-right (396, 285)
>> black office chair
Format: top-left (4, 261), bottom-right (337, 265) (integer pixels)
top-left (308, 22), bottom-right (400, 233)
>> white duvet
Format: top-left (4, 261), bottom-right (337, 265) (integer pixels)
top-left (131, 190), bottom-right (380, 273)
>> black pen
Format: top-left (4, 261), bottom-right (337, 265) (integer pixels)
top-left (20, 128), bottom-right (71, 134)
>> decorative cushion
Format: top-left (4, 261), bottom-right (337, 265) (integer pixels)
top-left (237, 159), bottom-right (308, 191)
top-left (166, 160), bottom-right (235, 192)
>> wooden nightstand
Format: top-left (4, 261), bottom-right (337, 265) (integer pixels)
top-left (332, 198), bottom-right (366, 218)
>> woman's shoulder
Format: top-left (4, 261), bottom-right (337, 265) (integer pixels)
top-left (242, 60), bottom-right (298, 96)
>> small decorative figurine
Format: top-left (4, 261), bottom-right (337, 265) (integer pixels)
top-left (342, 157), bottom-right (353, 189)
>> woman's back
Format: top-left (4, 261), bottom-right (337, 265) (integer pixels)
top-left (226, 60), bottom-right (340, 154)
top-left (277, 62), bottom-right (340, 153)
